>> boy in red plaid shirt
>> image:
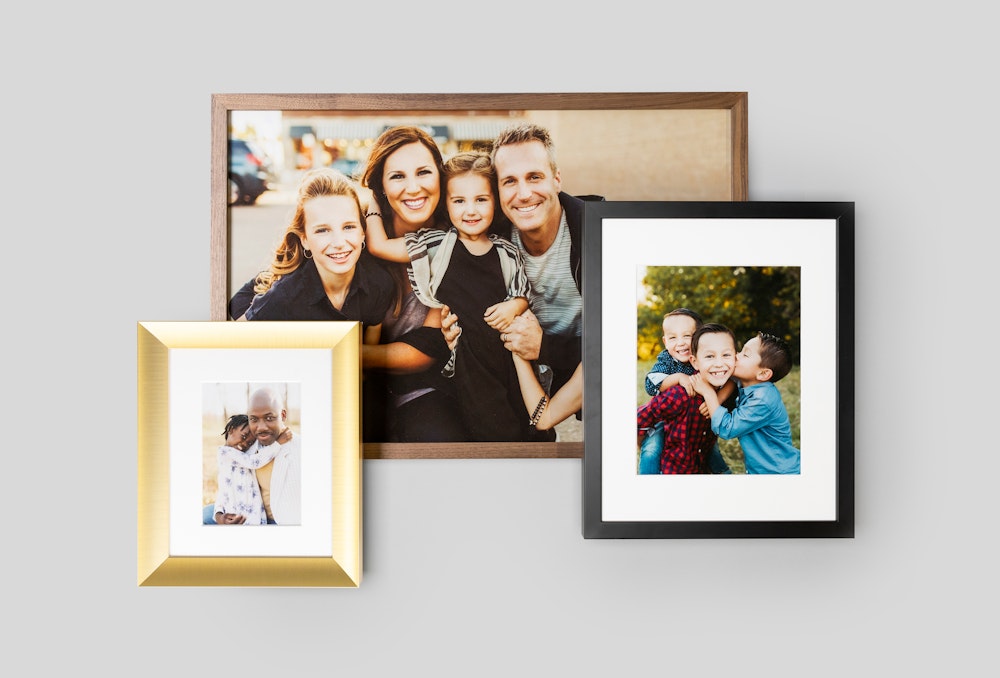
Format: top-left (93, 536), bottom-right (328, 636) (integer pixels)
top-left (636, 323), bottom-right (737, 474)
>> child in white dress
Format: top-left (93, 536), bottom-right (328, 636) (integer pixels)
top-left (212, 414), bottom-right (279, 525)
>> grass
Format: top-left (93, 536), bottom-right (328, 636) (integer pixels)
top-left (636, 359), bottom-right (801, 474)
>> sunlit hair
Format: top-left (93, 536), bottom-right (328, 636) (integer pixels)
top-left (253, 168), bottom-right (364, 296)
top-left (222, 414), bottom-right (248, 438)
top-left (444, 151), bottom-right (496, 203)
top-left (443, 151), bottom-right (515, 237)
top-left (361, 125), bottom-right (446, 237)
top-left (664, 307), bottom-right (704, 328)
top-left (491, 123), bottom-right (558, 173)
top-left (691, 323), bottom-right (736, 357)
top-left (755, 331), bottom-right (793, 382)
top-left (360, 126), bottom-right (446, 314)
top-left (444, 151), bottom-right (495, 185)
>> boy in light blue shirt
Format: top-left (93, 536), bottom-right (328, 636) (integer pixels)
top-left (692, 331), bottom-right (800, 474)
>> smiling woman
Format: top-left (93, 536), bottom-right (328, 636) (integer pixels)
top-left (229, 168), bottom-right (394, 347)
top-left (354, 126), bottom-right (467, 443)
top-left (229, 128), bottom-right (469, 444)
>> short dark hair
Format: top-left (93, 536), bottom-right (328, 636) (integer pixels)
top-left (756, 332), bottom-right (793, 382)
top-left (691, 323), bottom-right (736, 356)
top-left (664, 307), bottom-right (704, 327)
top-left (222, 414), bottom-right (248, 438)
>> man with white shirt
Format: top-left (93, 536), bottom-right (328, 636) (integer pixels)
top-left (214, 387), bottom-right (301, 525)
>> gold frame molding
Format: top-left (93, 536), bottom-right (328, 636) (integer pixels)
top-left (137, 321), bottom-right (362, 587)
top-left (210, 92), bottom-right (748, 460)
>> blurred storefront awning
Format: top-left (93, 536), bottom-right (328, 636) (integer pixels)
top-left (450, 121), bottom-right (511, 141)
top-left (314, 123), bottom-right (383, 141)
top-left (289, 121), bottom-right (510, 143)
top-left (289, 125), bottom-right (315, 138)
top-left (379, 124), bottom-right (450, 141)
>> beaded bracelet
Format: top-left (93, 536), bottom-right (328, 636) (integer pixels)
top-left (529, 395), bottom-right (549, 428)
top-left (365, 211), bottom-right (381, 218)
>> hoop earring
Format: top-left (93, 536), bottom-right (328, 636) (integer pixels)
top-left (303, 249), bottom-right (313, 259)
top-left (361, 241), bottom-right (366, 250)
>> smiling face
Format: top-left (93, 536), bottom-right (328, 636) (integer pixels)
top-left (248, 390), bottom-right (285, 446)
top-left (299, 195), bottom-right (364, 279)
top-left (494, 140), bottom-right (562, 242)
top-left (225, 423), bottom-right (251, 451)
top-left (382, 141), bottom-right (441, 232)
top-left (446, 172), bottom-right (494, 241)
top-left (689, 331), bottom-right (736, 389)
top-left (661, 314), bottom-right (699, 364)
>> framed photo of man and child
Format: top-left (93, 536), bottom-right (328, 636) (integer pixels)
top-left (137, 321), bottom-right (363, 586)
top-left (582, 201), bottom-right (855, 539)
top-left (209, 92), bottom-right (748, 460)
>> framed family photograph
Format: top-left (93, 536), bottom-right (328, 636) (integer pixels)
top-left (137, 321), bottom-right (363, 586)
top-left (210, 92), bottom-right (748, 460)
top-left (582, 201), bottom-right (854, 538)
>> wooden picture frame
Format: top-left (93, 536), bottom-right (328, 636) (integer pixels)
top-left (582, 201), bottom-right (854, 538)
top-left (210, 93), bottom-right (748, 460)
top-left (137, 321), bottom-right (363, 586)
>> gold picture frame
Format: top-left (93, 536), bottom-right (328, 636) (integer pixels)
top-left (137, 321), bottom-right (362, 587)
top-left (210, 93), bottom-right (748, 460)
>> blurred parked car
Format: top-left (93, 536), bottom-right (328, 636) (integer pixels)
top-left (229, 139), bottom-right (278, 205)
top-left (329, 158), bottom-right (361, 180)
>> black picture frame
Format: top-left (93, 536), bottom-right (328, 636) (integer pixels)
top-left (582, 201), bottom-right (854, 538)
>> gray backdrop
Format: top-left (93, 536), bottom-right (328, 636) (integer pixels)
top-left (7, 1), bottom-right (994, 674)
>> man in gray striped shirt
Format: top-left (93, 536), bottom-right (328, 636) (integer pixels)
top-left (490, 124), bottom-right (586, 409)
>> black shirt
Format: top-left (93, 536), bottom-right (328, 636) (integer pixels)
top-left (245, 254), bottom-right (394, 327)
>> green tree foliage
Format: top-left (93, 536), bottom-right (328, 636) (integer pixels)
top-left (637, 266), bottom-right (800, 362)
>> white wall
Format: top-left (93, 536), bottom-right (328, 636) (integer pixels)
top-left (6, 1), bottom-right (994, 674)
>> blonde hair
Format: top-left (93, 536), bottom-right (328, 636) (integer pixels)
top-left (254, 168), bottom-right (364, 295)
top-left (443, 151), bottom-right (496, 185)
top-left (444, 151), bottom-right (513, 236)
top-left (491, 123), bottom-right (558, 173)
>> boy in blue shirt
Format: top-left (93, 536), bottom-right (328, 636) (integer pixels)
top-left (692, 331), bottom-right (800, 474)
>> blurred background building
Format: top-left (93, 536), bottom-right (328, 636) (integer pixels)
top-left (228, 108), bottom-right (734, 204)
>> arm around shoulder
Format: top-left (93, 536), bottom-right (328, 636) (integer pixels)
top-left (364, 212), bottom-right (410, 263)
top-left (710, 385), bottom-right (775, 440)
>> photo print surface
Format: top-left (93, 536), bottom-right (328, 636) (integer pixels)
top-left (202, 381), bottom-right (302, 526)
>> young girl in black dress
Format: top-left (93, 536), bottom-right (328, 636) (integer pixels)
top-left (366, 152), bottom-right (541, 441)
